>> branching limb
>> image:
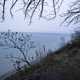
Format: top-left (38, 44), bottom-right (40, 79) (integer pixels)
top-left (10, 0), bottom-right (18, 17)
top-left (0, 0), bottom-right (64, 23)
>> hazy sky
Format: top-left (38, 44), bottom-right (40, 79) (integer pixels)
top-left (0, 0), bottom-right (77, 33)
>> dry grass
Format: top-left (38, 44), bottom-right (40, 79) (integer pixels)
top-left (5, 37), bottom-right (80, 80)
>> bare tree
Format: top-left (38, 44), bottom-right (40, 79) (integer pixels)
top-left (0, 0), bottom-right (64, 23)
top-left (63, 0), bottom-right (80, 25)
top-left (0, 30), bottom-right (35, 66)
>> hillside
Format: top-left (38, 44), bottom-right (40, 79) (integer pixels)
top-left (4, 37), bottom-right (80, 80)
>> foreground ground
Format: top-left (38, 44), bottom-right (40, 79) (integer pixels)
top-left (4, 37), bottom-right (80, 80)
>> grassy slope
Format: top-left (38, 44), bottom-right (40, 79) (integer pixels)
top-left (5, 38), bottom-right (80, 80)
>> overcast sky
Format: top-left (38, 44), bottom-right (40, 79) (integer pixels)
top-left (0, 0), bottom-right (78, 33)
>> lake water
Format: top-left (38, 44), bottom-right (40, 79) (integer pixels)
top-left (0, 32), bottom-right (72, 77)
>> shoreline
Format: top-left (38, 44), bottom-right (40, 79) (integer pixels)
top-left (0, 69), bottom-right (16, 80)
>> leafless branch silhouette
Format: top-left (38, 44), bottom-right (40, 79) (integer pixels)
top-left (0, 0), bottom-right (64, 23)
top-left (63, 0), bottom-right (80, 25)
top-left (0, 30), bottom-right (36, 66)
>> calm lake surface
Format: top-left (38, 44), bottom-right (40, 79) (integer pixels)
top-left (0, 32), bottom-right (72, 76)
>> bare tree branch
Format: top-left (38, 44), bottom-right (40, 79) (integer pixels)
top-left (0, 31), bottom-right (36, 66)
top-left (10, 0), bottom-right (18, 17)
top-left (63, 0), bottom-right (80, 25)
top-left (39, 0), bottom-right (44, 17)
top-left (0, 0), bottom-right (64, 23)
top-left (2, 0), bottom-right (6, 20)
top-left (53, 0), bottom-right (56, 18)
